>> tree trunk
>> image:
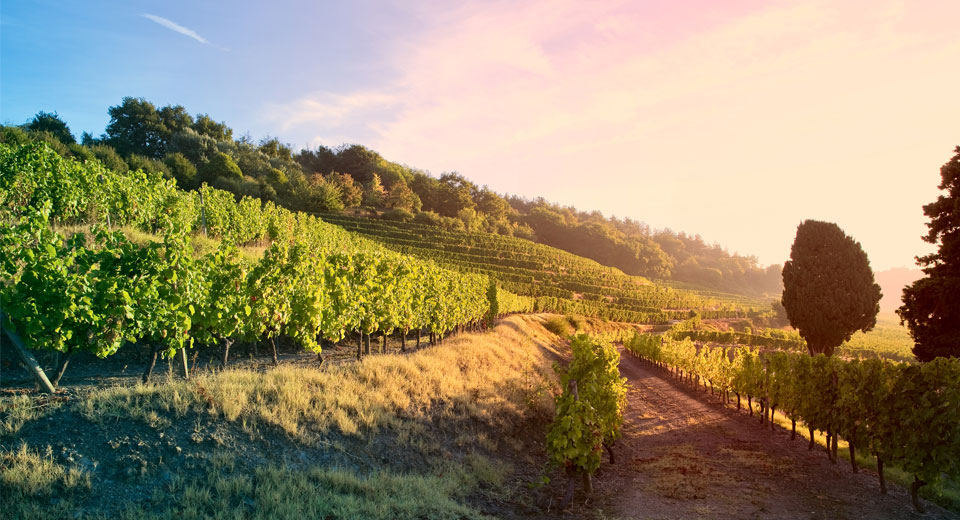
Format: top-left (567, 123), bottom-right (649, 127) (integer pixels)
top-left (605, 442), bottom-right (616, 464)
top-left (831, 430), bottom-right (839, 463)
top-left (748, 396), bottom-right (753, 416)
top-left (910, 477), bottom-right (926, 513)
top-left (416, 329), bottom-right (421, 349)
top-left (401, 330), bottom-right (407, 353)
top-left (808, 427), bottom-right (815, 450)
top-left (381, 333), bottom-right (386, 354)
top-left (52, 349), bottom-right (74, 387)
top-left (270, 337), bottom-right (279, 366)
top-left (825, 431), bottom-right (836, 463)
top-left (791, 419), bottom-right (796, 440)
top-left (582, 471), bottom-right (592, 494)
top-left (179, 348), bottom-right (189, 380)
top-left (770, 405), bottom-right (776, 431)
top-left (736, 393), bottom-right (741, 410)
top-left (849, 443), bottom-right (858, 473)
top-left (142, 345), bottom-right (162, 384)
top-left (357, 332), bottom-right (363, 361)
top-left (877, 457), bottom-right (887, 494)
top-left (364, 334), bottom-right (371, 355)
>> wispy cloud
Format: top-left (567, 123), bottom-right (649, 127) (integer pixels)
top-left (142, 14), bottom-right (226, 50)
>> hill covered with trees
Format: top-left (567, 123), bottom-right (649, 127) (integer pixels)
top-left (2, 98), bottom-right (781, 296)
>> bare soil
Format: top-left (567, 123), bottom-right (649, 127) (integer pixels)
top-left (584, 347), bottom-right (959, 520)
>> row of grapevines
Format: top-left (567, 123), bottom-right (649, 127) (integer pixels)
top-left (624, 332), bottom-right (960, 511)
top-left (546, 334), bottom-right (627, 506)
top-left (1, 142), bottom-right (530, 384)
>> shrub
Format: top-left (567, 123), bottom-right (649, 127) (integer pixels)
top-left (544, 316), bottom-right (573, 337)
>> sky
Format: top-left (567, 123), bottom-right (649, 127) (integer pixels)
top-left (2, 0), bottom-right (958, 271)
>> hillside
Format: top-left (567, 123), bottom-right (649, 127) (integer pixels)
top-left (3, 101), bottom-right (782, 297)
top-left (0, 316), bottom-right (566, 519)
top-left (318, 212), bottom-right (775, 324)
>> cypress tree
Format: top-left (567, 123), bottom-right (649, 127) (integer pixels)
top-left (781, 220), bottom-right (881, 356)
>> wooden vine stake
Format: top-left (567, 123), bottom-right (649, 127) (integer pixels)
top-left (0, 310), bottom-right (56, 393)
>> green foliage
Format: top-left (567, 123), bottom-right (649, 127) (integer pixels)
top-left (325, 172), bottom-right (362, 207)
top-left (362, 173), bottom-right (386, 207)
top-left (89, 144), bottom-right (128, 173)
top-left (381, 208), bottom-right (414, 222)
top-left (898, 146), bottom-right (960, 361)
top-left (543, 316), bottom-right (573, 337)
top-left (126, 154), bottom-right (171, 177)
top-left (24, 111), bottom-right (75, 145)
top-left (301, 174), bottom-right (344, 212)
top-left (104, 97), bottom-right (170, 158)
top-left (164, 152), bottom-right (199, 189)
top-left (0, 142), bottom-right (518, 376)
top-left (546, 334), bottom-right (627, 474)
top-left (625, 331), bottom-right (960, 491)
top-left (782, 220), bottom-right (881, 356)
top-left (200, 152), bottom-right (243, 183)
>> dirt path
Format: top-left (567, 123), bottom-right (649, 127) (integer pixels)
top-left (593, 348), bottom-right (958, 520)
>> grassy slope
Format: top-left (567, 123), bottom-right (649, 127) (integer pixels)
top-left (1, 316), bottom-right (568, 520)
top-left (836, 312), bottom-right (915, 362)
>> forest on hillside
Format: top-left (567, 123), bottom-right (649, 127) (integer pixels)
top-left (1, 98), bottom-right (782, 295)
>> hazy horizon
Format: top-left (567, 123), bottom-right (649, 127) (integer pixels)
top-left (3, 0), bottom-right (958, 270)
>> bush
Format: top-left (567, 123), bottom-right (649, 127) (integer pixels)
top-left (381, 208), bottom-right (414, 222)
top-left (544, 316), bottom-right (573, 337)
top-left (565, 314), bottom-right (586, 331)
top-left (413, 210), bottom-right (442, 226)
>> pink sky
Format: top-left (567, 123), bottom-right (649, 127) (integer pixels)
top-left (267, 0), bottom-right (960, 270)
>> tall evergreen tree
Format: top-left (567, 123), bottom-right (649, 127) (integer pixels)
top-left (781, 220), bottom-right (881, 356)
top-left (897, 146), bottom-right (960, 361)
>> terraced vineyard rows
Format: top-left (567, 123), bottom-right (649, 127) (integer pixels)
top-left (319, 213), bottom-right (772, 323)
top-left (0, 143), bottom-right (533, 386)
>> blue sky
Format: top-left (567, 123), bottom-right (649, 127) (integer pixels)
top-left (2, 1), bottom-right (410, 143)
top-left (3, 1), bottom-right (959, 271)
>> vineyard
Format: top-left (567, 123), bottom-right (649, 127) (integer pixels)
top-left (624, 329), bottom-right (960, 512)
top-left (318, 213), bottom-right (773, 324)
top-left (2, 141), bottom-right (958, 518)
top-left (0, 142), bottom-right (534, 386)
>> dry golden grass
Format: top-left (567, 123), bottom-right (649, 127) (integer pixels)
top-left (5, 316), bottom-right (566, 519)
top-left (81, 316), bottom-right (559, 447)
top-left (0, 443), bottom-right (91, 498)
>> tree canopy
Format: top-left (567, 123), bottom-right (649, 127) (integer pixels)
top-left (25, 111), bottom-right (75, 144)
top-left (781, 220), bottom-right (881, 356)
top-left (897, 146), bottom-right (960, 361)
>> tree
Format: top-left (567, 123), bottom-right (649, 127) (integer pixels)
top-left (897, 146), bottom-right (960, 361)
top-left (199, 152), bottom-right (243, 183)
top-left (192, 114), bottom-right (233, 141)
top-left (164, 152), bottom-right (199, 189)
top-left (25, 111), bottom-right (75, 144)
top-left (384, 177), bottom-right (419, 211)
top-left (127, 154), bottom-right (171, 177)
top-left (781, 220), bottom-right (881, 356)
top-left (302, 173), bottom-right (344, 212)
top-left (104, 97), bottom-right (168, 158)
top-left (326, 172), bottom-right (362, 207)
top-left (436, 172), bottom-right (476, 217)
top-left (362, 173), bottom-right (386, 207)
top-left (158, 105), bottom-right (194, 135)
top-left (89, 144), bottom-right (129, 173)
